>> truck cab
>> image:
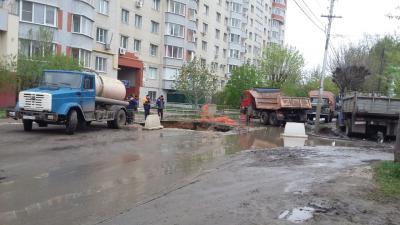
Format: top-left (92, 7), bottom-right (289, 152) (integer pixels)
top-left (307, 90), bottom-right (336, 123)
top-left (10, 70), bottom-right (127, 134)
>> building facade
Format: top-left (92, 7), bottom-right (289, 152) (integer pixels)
top-left (1, 0), bottom-right (286, 102)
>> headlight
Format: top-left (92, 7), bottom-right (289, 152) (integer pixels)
top-left (8, 111), bottom-right (15, 117)
top-left (47, 115), bottom-right (54, 120)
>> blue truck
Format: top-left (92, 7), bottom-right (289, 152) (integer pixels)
top-left (9, 70), bottom-right (129, 134)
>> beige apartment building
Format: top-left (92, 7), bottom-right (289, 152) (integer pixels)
top-left (0, 0), bottom-right (286, 102)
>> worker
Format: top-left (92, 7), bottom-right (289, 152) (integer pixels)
top-left (127, 95), bottom-right (138, 124)
top-left (143, 95), bottom-right (151, 120)
top-left (156, 95), bottom-right (165, 121)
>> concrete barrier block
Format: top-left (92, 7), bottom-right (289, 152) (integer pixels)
top-left (282, 122), bottom-right (307, 138)
top-left (143, 115), bottom-right (164, 130)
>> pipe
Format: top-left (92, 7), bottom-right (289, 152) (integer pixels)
top-left (95, 97), bottom-right (128, 106)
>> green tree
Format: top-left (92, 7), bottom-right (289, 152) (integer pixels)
top-left (303, 67), bottom-right (339, 95)
top-left (222, 64), bottom-right (262, 107)
top-left (259, 44), bottom-right (304, 88)
top-left (14, 27), bottom-right (82, 92)
top-left (174, 58), bottom-right (217, 109)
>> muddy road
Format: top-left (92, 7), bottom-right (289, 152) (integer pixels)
top-left (0, 119), bottom-right (397, 225)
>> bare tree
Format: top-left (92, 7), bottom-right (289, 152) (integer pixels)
top-left (331, 44), bottom-right (371, 95)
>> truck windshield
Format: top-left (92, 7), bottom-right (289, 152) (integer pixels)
top-left (42, 72), bottom-right (82, 89)
top-left (311, 97), bottom-right (328, 105)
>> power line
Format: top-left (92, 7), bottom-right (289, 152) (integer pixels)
top-left (292, 0), bottom-right (325, 33)
top-left (299, 0), bottom-right (325, 28)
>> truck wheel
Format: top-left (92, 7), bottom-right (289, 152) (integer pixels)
top-left (261, 112), bottom-right (269, 125)
top-left (269, 112), bottom-right (278, 126)
top-left (111, 109), bottom-right (126, 129)
top-left (23, 119), bottom-right (33, 131)
top-left (324, 116), bottom-right (329, 123)
top-left (65, 109), bottom-right (78, 135)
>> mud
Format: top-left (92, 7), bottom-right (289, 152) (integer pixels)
top-left (160, 120), bottom-right (233, 132)
top-left (0, 118), bottom-right (398, 225)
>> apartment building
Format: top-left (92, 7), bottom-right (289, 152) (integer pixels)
top-left (2, 0), bottom-right (286, 102)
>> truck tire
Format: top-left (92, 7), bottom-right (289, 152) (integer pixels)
top-left (65, 109), bottom-right (78, 135)
top-left (269, 112), bottom-right (278, 126)
top-left (23, 119), bottom-right (33, 131)
top-left (261, 111), bottom-right (269, 125)
top-left (111, 109), bottom-right (126, 129)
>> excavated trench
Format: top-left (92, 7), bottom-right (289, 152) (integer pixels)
top-left (160, 120), bottom-right (234, 132)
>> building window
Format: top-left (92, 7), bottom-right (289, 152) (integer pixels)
top-left (215, 29), bottom-right (220, 39)
top-left (133, 39), bottom-right (141, 52)
top-left (150, 44), bottom-right (158, 56)
top-left (188, 8), bottom-right (196, 21)
top-left (202, 23), bottom-right (208, 33)
top-left (186, 50), bottom-right (195, 61)
top-left (134, 14), bottom-right (142, 28)
top-left (204, 4), bottom-right (209, 16)
top-left (165, 22), bottom-right (184, 38)
top-left (95, 56), bottom-right (107, 72)
top-left (152, 0), bottom-right (160, 10)
top-left (230, 2), bottom-right (242, 13)
top-left (230, 18), bottom-right (240, 28)
top-left (230, 49), bottom-right (239, 59)
top-left (19, 39), bottom-right (55, 58)
top-left (72, 14), bottom-right (93, 36)
top-left (147, 67), bottom-right (157, 79)
top-left (96, 28), bottom-right (107, 43)
top-left (202, 41), bottom-right (207, 51)
top-left (223, 49), bottom-right (227, 58)
top-left (223, 33), bottom-right (227, 42)
top-left (72, 48), bottom-right (91, 68)
top-left (20, 1), bottom-right (56, 27)
top-left (165, 45), bottom-right (183, 59)
top-left (214, 45), bottom-right (219, 57)
top-left (97, 0), bottom-right (109, 15)
top-left (228, 65), bottom-right (237, 73)
top-left (187, 29), bottom-right (195, 42)
top-left (120, 35), bottom-right (128, 49)
top-left (230, 34), bottom-right (240, 43)
top-left (200, 58), bottom-right (206, 67)
top-left (148, 91), bottom-right (157, 101)
top-left (164, 67), bottom-right (179, 80)
top-left (168, 0), bottom-right (185, 16)
top-left (216, 12), bottom-right (221, 22)
top-left (121, 9), bottom-right (129, 24)
top-left (151, 21), bottom-right (159, 33)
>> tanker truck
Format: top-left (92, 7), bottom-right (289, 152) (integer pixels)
top-left (8, 70), bottom-right (129, 134)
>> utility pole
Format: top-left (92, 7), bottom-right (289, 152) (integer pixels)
top-left (314, 0), bottom-right (341, 133)
top-left (395, 114), bottom-right (400, 162)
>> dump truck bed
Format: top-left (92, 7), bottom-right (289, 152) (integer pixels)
top-left (248, 89), bottom-right (311, 110)
top-left (343, 92), bottom-right (400, 117)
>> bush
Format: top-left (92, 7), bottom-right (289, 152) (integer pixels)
top-left (375, 161), bottom-right (400, 198)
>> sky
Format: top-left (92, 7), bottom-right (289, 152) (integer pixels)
top-left (285, 0), bottom-right (400, 71)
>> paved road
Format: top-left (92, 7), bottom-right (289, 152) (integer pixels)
top-left (0, 119), bottom-right (255, 225)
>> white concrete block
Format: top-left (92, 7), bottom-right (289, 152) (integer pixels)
top-left (282, 122), bottom-right (307, 138)
top-left (143, 115), bottom-right (163, 130)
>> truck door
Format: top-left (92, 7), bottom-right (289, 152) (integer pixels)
top-left (81, 75), bottom-right (96, 119)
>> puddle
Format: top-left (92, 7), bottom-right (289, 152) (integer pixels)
top-left (279, 207), bottom-right (315, 223)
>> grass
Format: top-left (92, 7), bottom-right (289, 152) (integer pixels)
top-left (0, 109), bottom-right (6, 119)
top-left (374, 161), bottom-right (400, 198)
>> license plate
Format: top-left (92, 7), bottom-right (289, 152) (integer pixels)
top-left (23, 115), bottom-right (36, 120)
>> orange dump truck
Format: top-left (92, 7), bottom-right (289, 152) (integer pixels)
top-left (307, 90), bottom-right (336, 123)
top-left (240, 88), bottom-right (311, 126)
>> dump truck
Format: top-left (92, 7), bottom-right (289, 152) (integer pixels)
top-left (9, 70), bottom-right (129, 134)
top-left (307, 90), bottom-right (336, 123)
top-left (339, 92), bottom-right (400, 138)
top-left (240, 88), bottom-right (312, 126)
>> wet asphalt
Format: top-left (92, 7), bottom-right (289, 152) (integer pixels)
top-left (0, 119), bottom-right (286, 225)
top-left (0, 119), bottom-right (394, 225)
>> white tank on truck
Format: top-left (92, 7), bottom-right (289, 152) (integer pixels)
top-left (95, 75), bottom-right (128, 106)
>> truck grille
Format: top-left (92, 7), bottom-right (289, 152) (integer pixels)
top-left (19, 92), bottom-right (52, 111)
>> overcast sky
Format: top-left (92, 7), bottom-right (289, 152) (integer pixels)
top-left (285, 0), bottom-right (399, 71)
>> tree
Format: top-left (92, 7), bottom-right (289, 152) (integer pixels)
top-left (303, 67), bottom-right (339, 95)
top-left (222, 64), bottom-right (262, 107)
top-left (331, 44), bottom-right (371, 95)
top-left (174, 59), bottom-right (217, 109)
top-left (15, 27), bottom-right (82, 92)
top-left (259, 44), bottom-right (304, 88)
